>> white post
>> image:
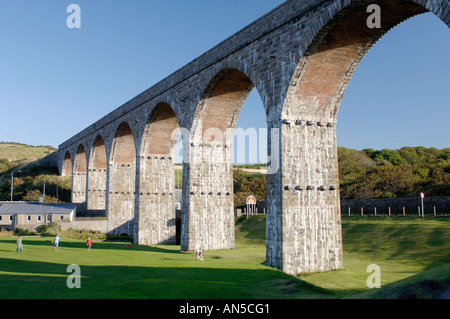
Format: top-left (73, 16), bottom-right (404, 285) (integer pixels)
top-left (403, 207), bottom-right (406, 217)
top-left (434, 206), bottom-right (436, 217)
top-left (361, 207), bottom-right (364, 217)
top-left (389, 207), bottom-right (391, 217)
top-left (348, 207), bottom-right (351, 216)
top-left (10, 172), bottom-right (14, 202)
top-left (420, 192), bottom-right (425, 218)
top-left (421, 197), bottom-right (424, 218)
top-left (374, 207), bottom-right (377, 216)
top-left (10, 170), bottom-right (21, 201)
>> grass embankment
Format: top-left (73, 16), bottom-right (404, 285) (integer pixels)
top-left (0, 142), bottom-right (56, 163)
top-left (0, 216), bottom-right (448, 299)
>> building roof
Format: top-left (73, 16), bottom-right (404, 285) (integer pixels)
top-left (0, 202), bottom-right (76, 215)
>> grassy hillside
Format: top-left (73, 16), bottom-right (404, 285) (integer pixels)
top-left (0, 142), bottom-right (70, 202)
top-left (0, 215), bottom-right (448, 299)
top-left (0, 142), bottom-right (56, 165)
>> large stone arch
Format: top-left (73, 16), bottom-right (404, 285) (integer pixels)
top-left (108, 122), bottom-right (137, 236)
top-left (267, 0), bottom-right (450, 275)
top-left (137, 102), bottom-right (180, 245)
top-left (195, 58), bottom-right (269, 117)
top-left (87, 135), bottom-right (107, 210)
top-left (181, 68), bottom-right (265, 251)
top-left (283, 0), bottom-right (444, 121)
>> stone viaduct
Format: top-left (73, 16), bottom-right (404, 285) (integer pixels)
top-left (56, 0), bottom-right (450, 275)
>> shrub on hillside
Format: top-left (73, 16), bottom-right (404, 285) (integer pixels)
top-left (0, 229), bottom-right (13, 237)
top-left (39, 223), bottom-right (106, 240)
top-left (64, 228), bottom-right (106, 240)
top-left (15, 228), bottom-right (36, 236)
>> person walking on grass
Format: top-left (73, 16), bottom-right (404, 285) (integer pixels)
top-left (16, 236), bottom-right (23, 253)
top-left (52, 234), bottom-right (60, 251)
top-left (87, 237), bottom-right (92, 252)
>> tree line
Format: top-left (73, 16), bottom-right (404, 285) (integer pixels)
top-left (338, 146), bottom-right (450, 200)
top-left (1, 146), bottom-right (448, 207)
top-left (233, 146), bottom-right (450, 206)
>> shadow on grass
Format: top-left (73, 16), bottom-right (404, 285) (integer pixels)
top-left (341, 217), bottom-right (450, 270)
top-left (0, 257), bottom-right (340, 299)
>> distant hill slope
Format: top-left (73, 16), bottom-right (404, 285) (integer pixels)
top-left (0, 142), bottom-right (67, 202)
top-left (0, 142), bottom-right (56, 169)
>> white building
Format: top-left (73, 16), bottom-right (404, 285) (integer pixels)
top-left (0, 202), bottom-right (76, 231)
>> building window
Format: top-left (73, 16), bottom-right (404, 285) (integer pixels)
top-left (60, 216), bottom-right (64, 221)
top-left (0, 216), bottom-right (2, 222)
top-left (37, 216), bottom-right (41, 222)
top-left (27, 216), bottom-right (31, 222)
top-left (9, 216), bottom-right (13, 222)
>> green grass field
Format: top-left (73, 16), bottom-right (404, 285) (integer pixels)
top-left (0, 216), bottom-right (449, 299)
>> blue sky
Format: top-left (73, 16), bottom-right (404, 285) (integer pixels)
top-left (0, 1), bottom-right (448, 163)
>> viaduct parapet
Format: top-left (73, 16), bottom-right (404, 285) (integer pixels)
top-left (57, 0), bottom-right (450, 275)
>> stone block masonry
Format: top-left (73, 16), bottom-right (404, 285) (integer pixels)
top-left (138, 156), bottom-right (177, 245)
top-left (57, 0), bottom-right (450, 276)
top-left (107, 162), bottom-right (136, 236)
top-left (87, 168), bottom-right (107, 210)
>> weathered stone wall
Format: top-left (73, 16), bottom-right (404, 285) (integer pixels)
top-left (108, 162), bottom-right (135, 236)
top-left (181, 144), bottom-right (235, 251)
top-left (87, 137), bottom-right (108, 210)
top-left (72, 172), bottom-right (86, 204)
top-left (87, 168), bottom-right (107, 210)
top-left (266, 120), bottom-right (343, 274)
top-left (138, 157), bottom-right (176, 245)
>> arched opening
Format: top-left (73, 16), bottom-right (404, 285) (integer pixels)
top-left (182, 68), bottom-right (266, 251)
top-left (275, 0), bottom-right (449, 275)
top-left (61, 151), bottom-right (72, 177)
top-left (285, 0), bottom-right (429, 121)
top-left (73, 145), bottom-right (87, 204)
top-left (87, 135), bottom-right (107, 210)
top-left (138, 103), bottom-right (180, 245)
top-left (233, 89), bottom-right (268, 212)
top-left (337, 12), bottom-right (450, 199)
top-left (175, 136), bottom-right (184, 190)
top-left (194, 69), bottom-right (254, 144)
top-left (108, 122), bottom-right (136, 236)
top-left (111, 122), bottom-right (136, 164)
